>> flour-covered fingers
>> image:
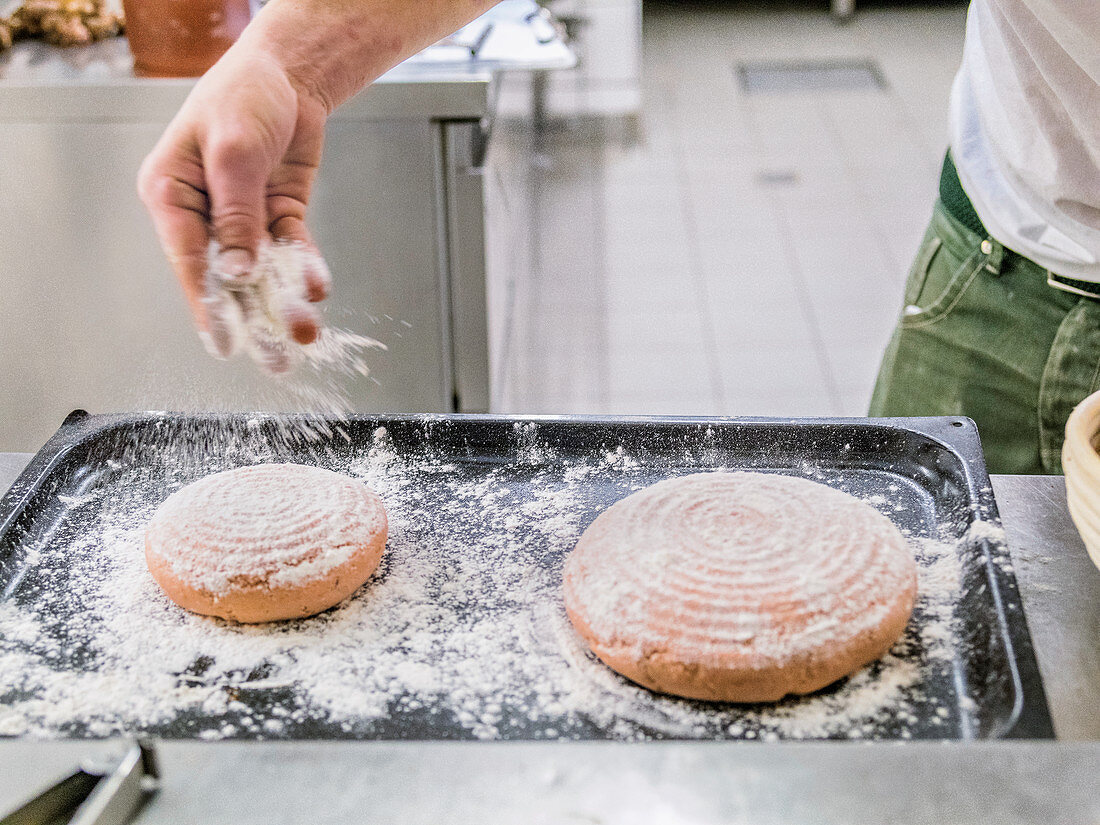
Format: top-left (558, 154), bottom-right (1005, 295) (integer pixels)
top-left (269, 215), bottom-right (331, 304)
top-left (200, 283), bottom-right (242, 359)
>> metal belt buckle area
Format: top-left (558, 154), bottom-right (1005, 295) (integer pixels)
top-left (1047, 270), bottom-right (1100, 301)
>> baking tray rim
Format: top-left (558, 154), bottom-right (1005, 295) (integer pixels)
top-left (0, 410), bottom-right (1056, 740)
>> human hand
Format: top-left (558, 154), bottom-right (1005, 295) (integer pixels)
top-left (138, 47), bottom-right (332, 367)
top-left (139, 0), bottom-right (500, 372)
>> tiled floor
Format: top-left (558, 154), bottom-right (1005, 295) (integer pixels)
top-left (490, 0), bottom-right (968, 417)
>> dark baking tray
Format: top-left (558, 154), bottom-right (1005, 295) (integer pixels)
top-left (0, 411), bottom-right (1054, 740)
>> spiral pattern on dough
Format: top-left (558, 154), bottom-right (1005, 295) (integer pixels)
top-left (145, 463), bottom-right (388, 623)
top-left (563, 471), bottom-right (917, 702)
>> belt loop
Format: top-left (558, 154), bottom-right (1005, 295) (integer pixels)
top-left (981, 237), bottom-right (1005, 275)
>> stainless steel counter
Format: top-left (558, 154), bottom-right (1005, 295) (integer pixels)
top-left (0, 740), bottom-right (1097, 824)
top-left (991, 475), bottom-right (1100, 741)
top-left (0, 38), bottom-right (493, 121)
top-left (0, 7), bottom-right (576, 454)
top-left (0, 457), bottom-right (1098, 821)
top-left (0, 39), bottom-right (496, 452)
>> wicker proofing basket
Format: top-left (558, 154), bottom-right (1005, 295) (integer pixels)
top-left (1062, 388), bottom-right (1100, 571)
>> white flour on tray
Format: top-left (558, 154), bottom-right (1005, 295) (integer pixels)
top-left (0, 425), bottom-right (966, 741)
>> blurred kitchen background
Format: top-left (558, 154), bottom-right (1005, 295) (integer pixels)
top-left (0, 0), bottom-right (968, 451)
top-left (490, 0), bottom-right (964, 419)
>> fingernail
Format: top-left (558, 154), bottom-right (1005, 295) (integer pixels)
top-left (283, 301), bottom-right (322, 345)
top-left (212, 248), bottom-right (255, 283)
top-left (303, 254), bottom-right (332, 302)
top-left (198, 330), bottom-right (223, 359)
top-left (201, 292), bottom-right (241, 358)
top-left (199, 324), bottom-right (235, 359)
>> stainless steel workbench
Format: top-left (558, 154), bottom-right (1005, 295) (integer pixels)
top-left (0, 39), bottom-right (495, 453)
top-left (0, 3), bottom-right (578, 453)
top-left (0, 455), bottom-right (1098, 823)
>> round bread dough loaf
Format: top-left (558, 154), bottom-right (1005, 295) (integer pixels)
top-left (562, 471), bottom-right (918, 702)
top-left (145, 463), bottom-right (388, 623)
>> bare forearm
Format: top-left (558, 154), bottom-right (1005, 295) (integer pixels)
top-left (237, 0), bottom-right (500, 112)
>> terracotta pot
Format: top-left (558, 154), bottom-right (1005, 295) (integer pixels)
top-left (122, 0), bottom-right (253, 77)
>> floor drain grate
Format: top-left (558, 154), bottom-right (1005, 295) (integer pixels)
top-left (736, 59), bottom-right (887, 94)
top-left (755, 169), bottom-right (800, 186)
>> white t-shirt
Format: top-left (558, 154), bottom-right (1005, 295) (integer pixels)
top-left (951, 0), bottom-right (1100, 281)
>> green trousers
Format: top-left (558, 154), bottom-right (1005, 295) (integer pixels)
top-left (869, 199), bottom-right (1100, 475)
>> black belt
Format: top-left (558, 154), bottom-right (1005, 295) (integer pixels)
top-left (939, 152), bottom-right (1100, 301)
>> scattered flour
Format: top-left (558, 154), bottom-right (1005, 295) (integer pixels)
top-left (1, 426), bottom-right (974, 742)
top-left (200, 240), bottom-right (387, 441)
top-left (204, 240), bottom-right (384, 377)
top-left (967, 520), bottom-right (1008, 544)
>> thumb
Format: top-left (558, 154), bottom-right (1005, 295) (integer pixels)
top-left (204, 129), bottom-right (271, 279)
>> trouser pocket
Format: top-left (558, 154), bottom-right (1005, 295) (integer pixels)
top-left (1038, 300), bottom-right (1100, 472)
top-left (871, 201), bottom-right (1071, 474)
top-left (902, 233), bottom-right (941, 308)
top-left (899, 230), bottom-right (984, 329)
